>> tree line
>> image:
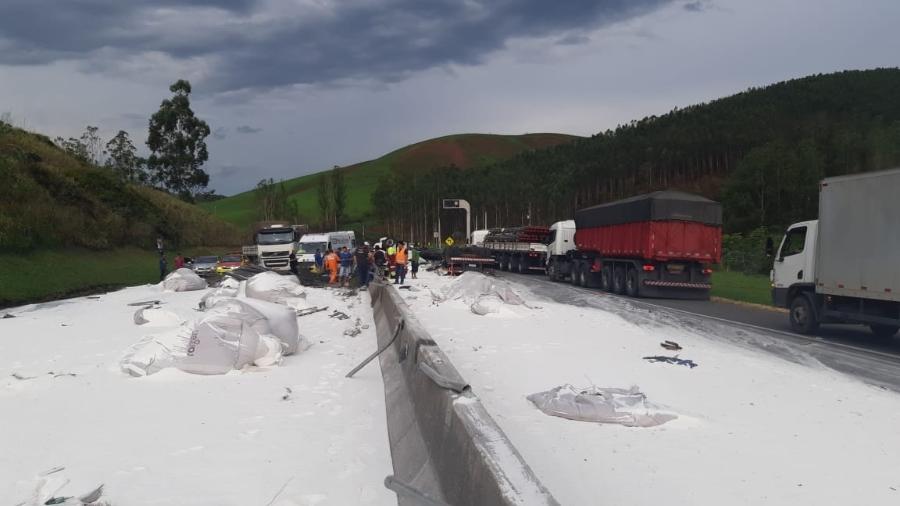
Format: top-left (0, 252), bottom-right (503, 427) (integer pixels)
top-left (53, 80), bottom-right (216, 202)
top-left (372, 69), bottom-right (900, 246)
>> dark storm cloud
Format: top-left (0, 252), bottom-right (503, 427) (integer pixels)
top-left (0, 0), bottom-right (674, 91)
top-left (235, 125), bottom-right (262, 134)
top-left (683, 1), bottom-right (708, 12)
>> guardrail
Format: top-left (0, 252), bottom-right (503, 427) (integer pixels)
top-left (361, 281), bottom-right (558, 506)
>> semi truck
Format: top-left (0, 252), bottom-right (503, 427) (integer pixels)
top-left (242, 224), bottom-right (307, 271)
top-left (547, 191), bottom-right (722, 299)
top-left (771, 168), bottom-right (900, 337)
top-left (482, 226), bottom-right (551, 274)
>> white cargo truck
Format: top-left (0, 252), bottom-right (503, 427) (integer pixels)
top-left (243, 224), bottom-right (301, 272)
top-left (296, 233), bottom-right (329, 270)
top-left (771, 168), bottom-right (900, 336)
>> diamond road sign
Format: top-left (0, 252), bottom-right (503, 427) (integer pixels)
top-left (444, 236), bottom-right (455, 247)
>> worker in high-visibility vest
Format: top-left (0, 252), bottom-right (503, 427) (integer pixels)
top-left (386, 240), bottom-right (397, 279)
top-left (394, 241), bottom-right (408, 285)
top-left (324, 248), bottom-right (339, 285)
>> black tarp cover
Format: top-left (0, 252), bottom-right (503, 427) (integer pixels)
top-left (575, 191), bottom-right (722, 228)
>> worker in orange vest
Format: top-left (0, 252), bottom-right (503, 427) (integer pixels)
top-left (394, 241), bottom-right (408, 285)
top-left (324, 248), bottom-right (339, 285)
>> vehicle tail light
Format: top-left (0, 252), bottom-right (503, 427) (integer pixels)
top-left (642, 264), bottom-right (655, 272)
top-left (702, 268), bottom-right (713, 275)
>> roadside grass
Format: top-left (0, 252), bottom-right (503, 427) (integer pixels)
top-left (0, 246), bottom-right (235, 308)
top-left (711, 270), bottom-right (772, 306)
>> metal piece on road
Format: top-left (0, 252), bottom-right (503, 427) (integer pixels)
top-left (345, 319), bottom-right (404, 378)
top-left (127, 300), bottom-right (161, 307)
top-left (384, 475), bottom-right (451, 506)
top-left (297, 306), bottom-right (328, 317)
top-left (418, 361), bottom-right (470, 393)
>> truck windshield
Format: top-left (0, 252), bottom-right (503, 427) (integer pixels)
top-left (257, 231), bottom-right (294, 245)
top-left (195, 256), bottom-right (218, 264)
top-left (297, 242), bottom-right (327, 254)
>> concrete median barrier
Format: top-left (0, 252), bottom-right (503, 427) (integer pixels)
top-left (366, 281), bottom-right (558, 506)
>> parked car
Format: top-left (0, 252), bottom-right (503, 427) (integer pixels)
top-left (191, 255), bottom-right (219, 276)
top-left (216, 253), bottom-right (243, 274)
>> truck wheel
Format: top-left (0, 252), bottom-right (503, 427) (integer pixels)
top-left (789, 295), bottom-right (819, 334)
top-left (570, 261), bottom-right (581, 286)
top-left (870, 324), bottom-right (899, 338)
top-left (547, 260), bottom-right (560, 282)
top-left (601, 266), bottom-right (612, 292)
top-left (517, 256), bottom-right (528, 274)
top-left (625, 268), bottom-right (640, 297)
top-left (613, 266), bottom-right (626, 294)
top-left (502, 256), bottom-right (511, 271)
top-left (578, 263), bottom-right (590, 287)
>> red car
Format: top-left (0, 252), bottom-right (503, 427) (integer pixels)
top-left (215, 253), bottom-right (243, 274)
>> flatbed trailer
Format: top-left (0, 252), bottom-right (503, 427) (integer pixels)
top-left (482, 226), bottom-right (550, 274)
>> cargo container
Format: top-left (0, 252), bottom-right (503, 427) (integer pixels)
top-left (771, 168), bottom-right (900, 336)
top-left (548, 191), bottom-right (722, 299)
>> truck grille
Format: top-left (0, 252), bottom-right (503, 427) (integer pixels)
top-left (262, 251), bottom-right (290, 257)
top-left (263, 259), bottom-right (289, 268)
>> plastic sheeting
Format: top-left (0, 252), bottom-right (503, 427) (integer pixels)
top-left (432, 271), bottom-right (524, 306)
top-left (245, 271), bottom-right (308, 309)
top-left (161, 268), bottom-right (208, 292)
top-left (527, 384), bottom-right (677, 427)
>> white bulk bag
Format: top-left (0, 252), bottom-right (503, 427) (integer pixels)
top-left (245, 271), bottom-right (307, 309)
top-left (175, 314), bottom-right (261, 375)
top-left (161, 268), bottom-right (208, 292)
top-left (236, 297), bottom-right (302, 355)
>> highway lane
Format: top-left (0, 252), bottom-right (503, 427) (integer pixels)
top-left (496, 271), bottom-right (900, 392)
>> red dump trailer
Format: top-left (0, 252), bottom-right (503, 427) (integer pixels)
top-left (561, 190), bottom-right (722, 299)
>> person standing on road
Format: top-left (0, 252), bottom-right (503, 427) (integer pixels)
top-left (373, 245), bottom-right (387, 281)
top-left (410, 244), bottom-right (420, 279)
top-left (355, 243), bottom-right (372, 288)
top-left (324, 248), bottom-right (339, 285)
top-left (338, 246), bottom-right (354, 286)
top-left (174, 254), bottom-right (185, 270)
top-left (158, 254), bottom-right (168, 281)
top-left (314, 248), bottom-right (323, 273)
top-left (394, 241), bottom-right (408, 285)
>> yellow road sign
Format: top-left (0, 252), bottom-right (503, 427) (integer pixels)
top-left (444, 236), bottom-right (455, 247)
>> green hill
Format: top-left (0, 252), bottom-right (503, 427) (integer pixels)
top-left (373, 68), bottom-right (900, 244)
top-left (0, 123), bottom-right (241, 252)
top-left (201, 133), bottom-right (578, 230)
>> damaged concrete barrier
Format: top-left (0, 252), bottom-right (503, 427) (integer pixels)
top-left (367, 281), bottom-right (558, 506)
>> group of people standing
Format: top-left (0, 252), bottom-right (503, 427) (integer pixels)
top-left (309, 240), bottom-right (420, 288)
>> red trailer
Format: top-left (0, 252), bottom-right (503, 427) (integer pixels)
top-left (566, 191), bottom-right (722, 299)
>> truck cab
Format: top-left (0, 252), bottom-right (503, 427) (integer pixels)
top-left (545, 220), bottom-right (576, 281)
top-left (296, 233), bottom-right (329, 269)
top-left (771, 220), bottom-right (818, 308)
top-left (254, 225), bottom-right (298, 271)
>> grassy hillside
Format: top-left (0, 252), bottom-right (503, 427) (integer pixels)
top-left (373, 68), bottom-right (900, 243)
top-left (201, 133), bottom-right (577, 230)
top-left (0, 122), bottom-right (242, 252)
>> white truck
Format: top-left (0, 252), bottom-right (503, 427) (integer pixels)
top-left (771, 168), bottom-right (900, 337)
top-left (242, 224), bottom-right (304, 272)
top-left (544, 220), bottom-right (576, 281)
top-left (296, 233), bottom-right (329, 270)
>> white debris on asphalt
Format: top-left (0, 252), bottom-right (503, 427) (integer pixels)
top-left (0, 281), bottom-right (394, 505)
top-left (159, 267), bottom-right (208, 292)
top-left (404, 270), bottom-right (900, 506)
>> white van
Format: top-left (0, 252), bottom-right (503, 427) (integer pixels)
top-left (328, 231), bottom-right (356, 251)
top-left (296, 233), bottom-right (329, 269)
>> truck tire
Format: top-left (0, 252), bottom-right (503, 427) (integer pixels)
top-left (579, 263), bottom-right (590, 287)
top-left (625, 267), bottom-right (640, 297)
top-left (517, 256), bottom-right (528, 274)
top-left (613, 265), bottom-right (626, 294)
top-left (789, 294), bottom-right (819, 334)
top-left (547, 260), bottom-right (560, 282)
top-left (870, 324), bottom-right (899, 338)
top-left (570, 261), bottom-right (581, 286)
top-left (601, 266), bottom-right (612, 292)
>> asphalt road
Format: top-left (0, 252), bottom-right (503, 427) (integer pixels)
top-left (497, 271), bottom-right (900, 392)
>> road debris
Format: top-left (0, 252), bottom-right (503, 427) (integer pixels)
top-left (297, 306), bottom-right (328, 317)
top-left (643, 355), bottom-right (698, 368)
top-left (282, 387), bottom-right (292, 401)
top-left (2, 313), bottom-right (15, 319)
top-left (329, 310), bottom-right (350, 320)
top-left (660, 340), bottom-right (682, 351)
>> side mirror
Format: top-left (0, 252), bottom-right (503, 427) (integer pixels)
top-left (765, 237), bottom-right (774, 257)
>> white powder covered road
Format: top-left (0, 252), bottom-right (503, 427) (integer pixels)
top-left (1, 283), bottom-right (394, 505)
top-left (404, 270), bottom-right (900, 506)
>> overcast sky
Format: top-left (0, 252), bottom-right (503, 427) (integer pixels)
top-left (1, 0), bottom-right (897, 195)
